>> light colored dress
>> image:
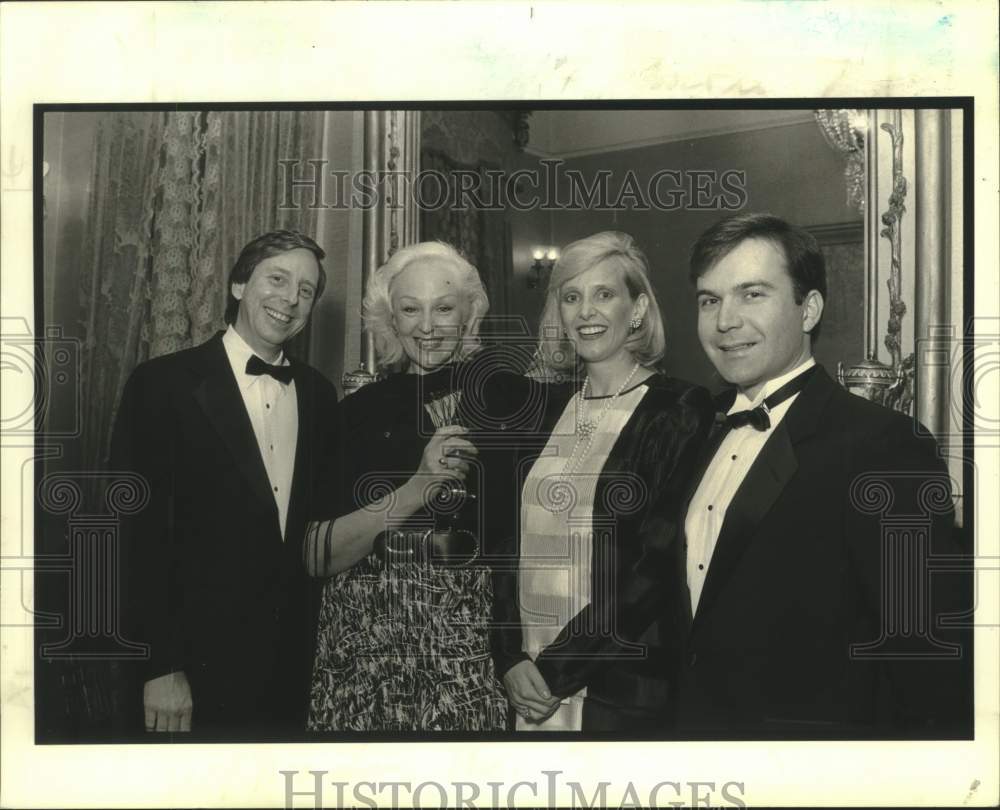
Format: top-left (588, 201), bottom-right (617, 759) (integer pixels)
top-left (516, 384), bottom-right (649, 731)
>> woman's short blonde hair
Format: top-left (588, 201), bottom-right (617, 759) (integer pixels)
top-left (537, 231), bottom-right (666, 371)
top-left (362, 241), bottom-right (490, 370)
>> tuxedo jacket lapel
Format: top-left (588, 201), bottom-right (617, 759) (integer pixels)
top-left (684, 414), bottom-right (732, 509)
top-left (693, 421), bottom-right (797, 626)
top-left (678, 390), bottom-right (736, 627)
top-left (691, 367), bottom-right (836, 628)
top-left (285, 362), bottom-right (316, 543)
top-left (190, 335), bottom-right (280, 529)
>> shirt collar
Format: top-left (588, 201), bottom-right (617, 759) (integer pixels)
top-left (223, 326), bottom-right (288, 390)
top-left (730, 356), bottom-right (816, 413)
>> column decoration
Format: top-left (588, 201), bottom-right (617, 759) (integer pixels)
top-left (835, 110), bottom-right (915, 415)
top-left (342, 110), bottom-right (421, 396)
top-left (879, 112), bottom-right (916, 414)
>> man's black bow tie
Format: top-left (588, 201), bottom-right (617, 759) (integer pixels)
top-left (721, 365), bottom-right (818, 432)
top-left (725, 406), bottom-right (771, 431)
top-left (246, 355), bottom-right (294, 384)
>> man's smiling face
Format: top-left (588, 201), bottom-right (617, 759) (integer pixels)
top-left (232, 247), bottom-right (320, 361)
top-left (696, 238), bottom-right (822, 400)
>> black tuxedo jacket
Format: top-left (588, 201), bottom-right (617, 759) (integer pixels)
top-left (110, 332), bottom-right (338, 738)
top-left (674, 366), bottom-right (972, 739)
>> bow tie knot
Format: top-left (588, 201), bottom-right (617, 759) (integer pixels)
top-left (715, 365), bottom-right (819, 433)
top-left (246, 355), bottom-right (294, 384)
top-left (725, 405), bottom-right (771, 431)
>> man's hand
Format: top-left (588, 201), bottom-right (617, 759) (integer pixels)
top-left (143, 671), bottom-right (193, 732)
top-left (503, 660), bottom-right (561, 723)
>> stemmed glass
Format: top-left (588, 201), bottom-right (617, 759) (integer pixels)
top-left (423, 387), bottom-right (480, 566)
top-left (424, 388), bottom-right (477, 508)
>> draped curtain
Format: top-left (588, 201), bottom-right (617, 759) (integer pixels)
top-left (79, 110), bottom-right (323, 476)
top-left (420, 148), bottom-right (509, 326)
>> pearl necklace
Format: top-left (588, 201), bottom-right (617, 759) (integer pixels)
top-left (561, 362), bottom-right (640, 479)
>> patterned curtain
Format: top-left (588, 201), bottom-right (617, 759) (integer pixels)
top-left (79, 110), bottom-right (323, 476)
top-left (79, 112), bottom-right (164, 480)
top-left (420, 148), bottom-right (509, 325)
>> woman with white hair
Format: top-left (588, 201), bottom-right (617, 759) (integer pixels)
top-left (304, 241), bottom-right (531, 732)
top-left (492, 231), bottom-right (714, 732)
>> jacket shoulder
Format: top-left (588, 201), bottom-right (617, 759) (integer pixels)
top-left (335, 375), bottom-right (402, 430)
top-left (295, 361), bottom-right (339, 401)
top-left (125, 340), bottom-right (216, 388)
top-left (813, 381), bottom-right (944, 468)
top-left (825, 382), bottom-right (925, 434)
top-left (643, 374), bottom-right (714, 413)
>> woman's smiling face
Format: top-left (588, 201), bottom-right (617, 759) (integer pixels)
top-left (390, 258), bottom-right (468, 374)
top-left (558, 259), bottom-right (647, 368)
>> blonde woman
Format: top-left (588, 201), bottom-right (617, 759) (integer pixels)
top-left (304, 241), bottom-right (531, 732)
top-left (493, 231), bottom-right (714, 732)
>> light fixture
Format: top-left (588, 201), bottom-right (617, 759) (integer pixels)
top-left (527, 247), bottom-right (559, 289)
top-left (815, 108), bottom-right (869, 213)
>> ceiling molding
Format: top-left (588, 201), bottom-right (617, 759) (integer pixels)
top-left (524, 112), bottom-right (818, 160)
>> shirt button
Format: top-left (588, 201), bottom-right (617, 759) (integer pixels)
top-left (383, 431), bottom-right (391, 438)
top-left (731, 454), bottom-right (737, 460)
top-left (266, 404), bottom-right (271, 410)
top-left (707, 504), bottom-right (713, 511)
top-left (273, 486), bottom-right (278, 492)
top-left (698, 564), bottom-right (705, 570)
top-left (500, 423), bottom-right (507, 431)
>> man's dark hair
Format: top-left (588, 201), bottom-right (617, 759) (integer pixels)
top-left (224, 230), bottom-right (327, 325)
top-left (689, 213), bottom-right (827, 339)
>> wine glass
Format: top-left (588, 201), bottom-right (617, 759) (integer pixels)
top-left (423, 388), bottom-right (475, 509)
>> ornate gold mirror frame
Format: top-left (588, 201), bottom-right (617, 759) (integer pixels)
top-left (830, 108), bottom-right (955, 444)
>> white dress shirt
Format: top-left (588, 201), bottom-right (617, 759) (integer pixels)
top-left (222, 327), bottom-right (298, 539)
top-left (685, 358), bottom-right (816, 613)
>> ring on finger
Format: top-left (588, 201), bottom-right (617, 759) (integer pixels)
top-left (439, 456), bottom-right (448, 467)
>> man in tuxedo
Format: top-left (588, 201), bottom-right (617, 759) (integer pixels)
top-left (111, 230), bottom-right (338, 739)
top-left (676, 213), bottom-right (971, 738)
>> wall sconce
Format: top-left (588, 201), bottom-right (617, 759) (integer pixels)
top-left (527, 247), bottom-right (559, 289)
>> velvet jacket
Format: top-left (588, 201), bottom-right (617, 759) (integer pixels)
top-left (491, 373), bottom-right (714, 728)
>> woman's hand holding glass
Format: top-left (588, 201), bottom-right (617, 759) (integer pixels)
top-left (414, 425), bottom-right (478, 503)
